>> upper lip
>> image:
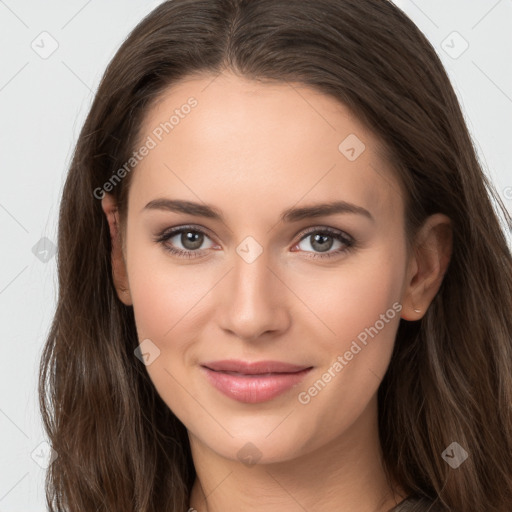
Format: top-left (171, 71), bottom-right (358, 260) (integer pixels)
top-left (201, 359), bottom-right (312, 374)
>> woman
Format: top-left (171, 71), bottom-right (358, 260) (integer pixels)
top-left (39, 0), bottom-right (512, 511)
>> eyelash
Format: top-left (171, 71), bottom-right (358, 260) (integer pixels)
top-left (154, 225), bottom-right (356, 260)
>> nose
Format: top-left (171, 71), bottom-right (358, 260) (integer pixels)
top-left (217, 249), bottom-right (291, 342)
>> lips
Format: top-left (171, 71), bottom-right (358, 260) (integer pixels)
top-left (200, 359), bottom-right (313, 403)
top-left (201, 359), bottom-right (311, 375)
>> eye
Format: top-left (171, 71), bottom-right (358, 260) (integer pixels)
top-left (292, 226), bottom-right (355, 260)
top-left (154, 225), bottom-right (356, 260)
top-left (154, 225), bottom-right (217, 259)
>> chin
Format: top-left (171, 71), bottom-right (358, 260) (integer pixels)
top-left (189, 413), bottom-right (319, 466)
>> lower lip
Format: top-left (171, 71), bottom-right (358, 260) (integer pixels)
top-left (201, 366), bottom-right (312, 403)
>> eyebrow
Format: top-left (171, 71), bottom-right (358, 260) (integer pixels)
top-left (142, 198), bottom-right (374, 223)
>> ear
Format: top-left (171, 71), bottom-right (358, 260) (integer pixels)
top-left (400, 213), bottom-right (453, 321)
top-left (101, 193), bottom-right (132, 306)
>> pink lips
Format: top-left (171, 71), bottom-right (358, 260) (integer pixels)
top-left (200, 359), bottom-right (313, 403)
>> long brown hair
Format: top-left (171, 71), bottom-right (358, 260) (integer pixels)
top-left (38, 0), bottom-right (512, 510)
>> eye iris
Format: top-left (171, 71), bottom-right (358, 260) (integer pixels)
top-left (311, 233), bottom-right (333, 252)
top-left (182, 231), bottom-right (203, 250)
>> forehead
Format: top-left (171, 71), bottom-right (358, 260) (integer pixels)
top-left (129, 71), bottom-right (404, 224)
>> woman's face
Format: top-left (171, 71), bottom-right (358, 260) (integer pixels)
top-left (109, 71), bottom-right (414, 463)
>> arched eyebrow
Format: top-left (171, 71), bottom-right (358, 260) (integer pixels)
top-left (142, 198), bottom-right (374, 223)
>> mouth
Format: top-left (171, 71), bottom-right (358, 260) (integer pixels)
top-left (200, 360), bottom-right (313, 403)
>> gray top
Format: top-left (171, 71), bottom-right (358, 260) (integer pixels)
top-left (389, 496), bottom-right (445, 512)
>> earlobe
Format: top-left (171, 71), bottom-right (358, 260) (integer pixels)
top-left (101, 193), bottom-right (132, 306)
top-left (400, 213), bottom-right (453, 321)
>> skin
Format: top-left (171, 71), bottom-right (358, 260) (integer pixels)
top-left (101, 70), bottom-right (452, 512)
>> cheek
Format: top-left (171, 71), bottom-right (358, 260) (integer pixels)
top-left (124, 219), bottom-right (218, 341)
top-left (289, 244), bottom-right (407, 450)
top-left (127, 254), bottom-right (216, 344)
top-left (125, 245), bottom-right (219, 426)
top-left (292, 239), bottom-right (406, 349)
top-left (290, 239), bottom-right (407, 414)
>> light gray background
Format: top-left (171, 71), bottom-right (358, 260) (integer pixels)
top-left (0, 1), bottom-right (511, 510)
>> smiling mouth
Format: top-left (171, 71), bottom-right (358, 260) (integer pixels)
top-left (200, 364), bottom-right (313, 403)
